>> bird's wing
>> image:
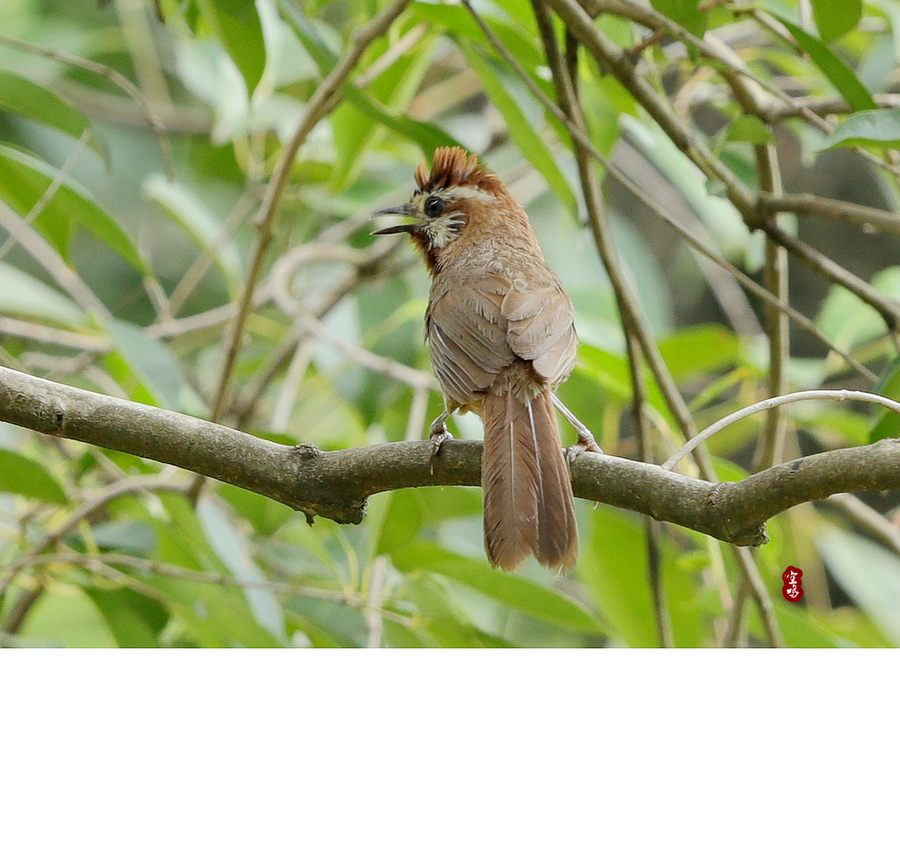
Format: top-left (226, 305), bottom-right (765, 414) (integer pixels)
top-left (427, 266), bottom-right (577, 406)
top-left (427, 272), bottom-right (514, 406)
top-left (501, 270), bottom-right (577, 387)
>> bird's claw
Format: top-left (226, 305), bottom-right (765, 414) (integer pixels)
top-left (428, 421), bottom-right (453, 473)
top-left (565, 433), bottom-right (603, 466)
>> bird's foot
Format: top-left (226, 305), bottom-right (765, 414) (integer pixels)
top-left (565, 431), bottom-right (603, 466)
top-left (428, 415), bottom-right (453, 473)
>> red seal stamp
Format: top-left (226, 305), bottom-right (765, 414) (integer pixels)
top-left (781, 566), bottom-right (803, 602)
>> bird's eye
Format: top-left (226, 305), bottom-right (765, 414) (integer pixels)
top-left (424, 196), bottom-right (444, 218)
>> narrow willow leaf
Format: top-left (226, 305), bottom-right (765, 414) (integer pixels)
top-left (778, 18), bottom-right (876, 111)
top-left (870, 352), bottom-right (900, 441)
top-left (409, 1), bottom-right (543, 68)
top-left (210, 1), bottom-right (267, 94)
top-left (392, 542), bottom-right (605, 635)
top-left (820, 108), bottom-right (900, 150)
top-left (0, 448), bottom-right (68, 505)
top-left (818, 528), bottom-right (900, 645)
top-left (0, 262), bottom-right (85, 326)
top-left (582, 507), bottom-right (659, 647)
top-left (0, 71), bottom-right (105, 161)
top-left (83, 587), bottom-right (167, 648)
top-left (725, 115), bottom-right (776, 145)
top-left (657, 324), bottom-right (741, 381)
top-left (104, 318), bottom-right (190, 410)
top-left (139, 492), bottom-right (283, 647)
top-left (0, 145), bottom-right (148, 273)
top-left (197, 498), bottom-right (287, 643)
top-left (280, 2), bottom-right (456, 154)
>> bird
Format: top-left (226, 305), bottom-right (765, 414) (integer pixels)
top-left (373, 146), bottom-right (599, 573)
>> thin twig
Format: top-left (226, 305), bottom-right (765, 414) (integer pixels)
top-left (0, 318), bottom-right (110, 352)
top-left (365, 556), bottom-right (388, 648)
top-left (734, 546), bottom-right (783, 647)
top-left (827, 493), bottom-right (900, 557)
top-left (755, 143), bottom-right (789, 471)
top-left (663, 389), bottom-right (900, 472)
top-left (759, 193), bottom-right (900, 237)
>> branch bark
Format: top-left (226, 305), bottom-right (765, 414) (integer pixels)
top-left (4, 366), bottom-right (900, 548)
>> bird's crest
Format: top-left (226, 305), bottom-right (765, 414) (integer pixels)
top-left (415, 147), bottom-right (503, 195)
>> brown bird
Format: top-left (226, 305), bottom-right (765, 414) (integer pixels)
top-left (373, 147), bottom-right (598, 572)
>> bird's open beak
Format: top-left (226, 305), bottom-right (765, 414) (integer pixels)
top-left (371, 203), bottom-right (421, 235)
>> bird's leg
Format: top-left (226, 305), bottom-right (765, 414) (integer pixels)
top-left (427, 409), bottom-right (454, 471)
top-left (552, 394), bottom-right (603, 462)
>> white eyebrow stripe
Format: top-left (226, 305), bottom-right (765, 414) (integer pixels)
top-left (440, 186), bottom-right (496, 202)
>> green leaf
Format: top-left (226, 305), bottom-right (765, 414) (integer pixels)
top-left (91, 520), bottom-right (157, 556)
top-left (818, 527), bottom-right (900, 646)
top-left (376, 489), bottom-right (426, 556)
top-left (817, 276), bottom-right (891, 350)
top-left (575, 345), bottom-right (633, 402)
top-left (0, 447), bottom-right (68, 504)
top-left (0, 144), bottom-right (148, 273)
top-left (104, 319), bottom-right (191, 410)
top-left (410, 1), bottom-right (543, 66)
top-left (0, 262), bottom-right (85, 326)
top-left (0, 71), bottom-right (105, 161)
top-left (197, 498), bottom-right (287, 643)
top-left (17, 586), bottom-right (115, 647)
top-left (288, 597), bottom-right (367, 647)
top-left (809, 607), bottom-right (893, 648)
top-left (581, 507), bottom-right (659, 646)
top-left (210, 1), bottom-right (267, 94)
top-left (345, 91), bottom-right (458, 157)
top-left (777, 18), bottom-right (876, 111)
top-left (810, 0), bottom-right (861, 43)
top-left (869, 353), bottom-right (900, 442)
top-left (765, 600), bottom-right (843, 648)
top-left (820, 108), bottom-right (900, 150)
top-left (330, 24), bottom-right (437, 190)
top-left (83, 586), bottom-right (168, 647)
top-left (651, 0), bottom-right (707, 39)
top-left (462, 45), bottom-right (577, 218)
top-left (392, 542), bottom-right (605, 635)
top-left (725, 115), bottom-right (776, 145)
top-left (218, 483), bottom-right (294, 536)
top-left (658, 324), bottom-right (741, 381)
top-left (399, 573), bottom-right (514, 647)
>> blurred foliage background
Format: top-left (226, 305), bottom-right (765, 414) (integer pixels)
top-left (2, 0), bottom-right (900, 647)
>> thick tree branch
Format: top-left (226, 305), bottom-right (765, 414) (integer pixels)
top-left (4, 366), bottom-right (900, 549)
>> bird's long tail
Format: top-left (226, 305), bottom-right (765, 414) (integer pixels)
top-left (481, 386), bottom-right (578, 572)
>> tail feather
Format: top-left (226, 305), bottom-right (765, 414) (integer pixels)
top-left (481, 388), bottom-right (578, 572)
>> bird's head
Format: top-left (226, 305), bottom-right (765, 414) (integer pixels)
top-left (372, 147), bottom-right (520, 273)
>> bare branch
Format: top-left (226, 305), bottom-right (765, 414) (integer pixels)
top-left (5, 366), bottom-right (900, 553)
